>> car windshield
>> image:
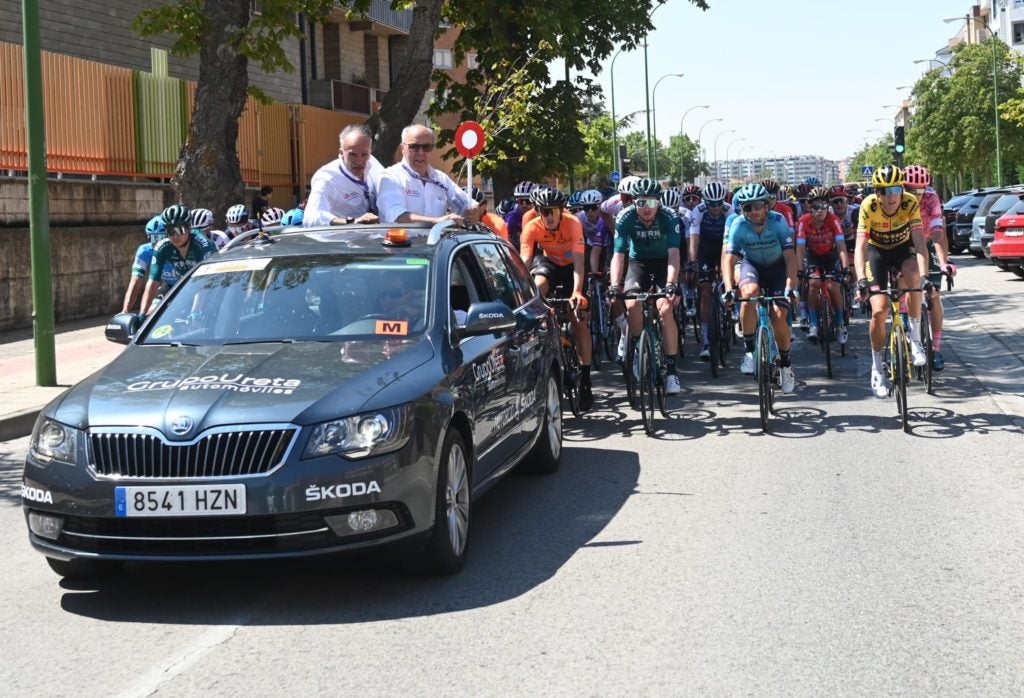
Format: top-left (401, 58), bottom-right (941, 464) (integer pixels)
top-left (976, 193), bottom-right (1006, 217)
top-left (139, 254), bottom-right (431, 345)
top-left (944, 194), bottom-right (970, 209)
top-left (989, 193), bottom-right (1023, 216)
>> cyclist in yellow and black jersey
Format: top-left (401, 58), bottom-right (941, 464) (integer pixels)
top-left (854, 165), bottom-right (930, 399)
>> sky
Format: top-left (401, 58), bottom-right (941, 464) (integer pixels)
top-left (557, 0), bottom-right (978, 163)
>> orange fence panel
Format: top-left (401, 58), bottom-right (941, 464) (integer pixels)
top-left (0, 43), bottom-right (27, 170)
top-left (294, 105), bottom-right (366, 187)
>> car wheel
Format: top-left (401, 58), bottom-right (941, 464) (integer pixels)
top-left (1012, 266), bottom-right (1024, 279)
top-left (411, 429), bottom-right (471, 575)
top-left (521, 370), bottom-right (563, 475)
top-left (45, 557), bottom-right (122, 579)
top-left (994, 259), bottom-right (1010, 270)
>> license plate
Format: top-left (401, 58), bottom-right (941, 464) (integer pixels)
top-left (1004, 228), bottom-right (1024, 237)
top-left (115, 484), bottom-right (246, 517)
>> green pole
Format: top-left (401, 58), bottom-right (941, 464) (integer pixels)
top-left (565, 59), bottom-right (574, 190)
top-left (991, 37), bottom-right (1002, 186)
top-left (23, 0), bottom-right (56, 386)
top-left (643, 37), bottom-right (653, 176)
top-left (610, 49), bottom-right (622, 174)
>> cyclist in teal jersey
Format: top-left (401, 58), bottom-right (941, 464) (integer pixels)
top-left (139, 204), bottom-right (217, 316)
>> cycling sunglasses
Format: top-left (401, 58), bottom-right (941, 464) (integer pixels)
top-left (583, 204), bottom-right (600, 212)
top-left (830, 197), bottom-right (847, 205)
top-left (634, 198), bottom-right (660, 209)
top-left (683, 195), bottom-right (701, 203)
top-left (875, 186), bottom-right (903, 196)
top-left (810, 202), bottom-right (830, 211)
top-left (705, 199), bottom-right (724, 207)
top-left (740, 201), bottom-right (768, 213)
top-left (539, 207), bottom-right (559, 216)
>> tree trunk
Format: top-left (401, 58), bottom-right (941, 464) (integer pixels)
top-left (175, 0), bottom-right (250, 223)
top-left (366, 0), bottom-right (444, 164)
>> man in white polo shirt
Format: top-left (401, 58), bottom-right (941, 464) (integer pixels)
top-left (303, 124), bottom-right (383, 226)
top-left (377, 124), bottom-right (480, 225)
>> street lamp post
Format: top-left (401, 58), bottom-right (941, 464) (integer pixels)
top-left (724, 137), bottom-right (746, 183)
top-left (678, 105), bottom-right (709, 181)
top-left (713, 129), bottom-right (736, 181)
top-left (650, 72), bottom-right (684, 179)
top-left (642, 2), bottom-right (668, 173)
top-left (610, 48), bottom-right (624, 173)
top-left (695, 117), bottom-right (722, 181)
top-left (944, 14), bottom-right (1002, 185)
top-left (735, 144), bottom-right (752, 180)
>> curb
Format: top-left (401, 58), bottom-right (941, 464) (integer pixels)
top-left (0, 409), bottom-right (40, 442)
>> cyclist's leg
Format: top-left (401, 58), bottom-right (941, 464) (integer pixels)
top-left (864, 247), bottom-right (890, 355)
top-left (899, 245), bottom-right (924, 350)
top-left (925, 241), bottom-right (946, 366)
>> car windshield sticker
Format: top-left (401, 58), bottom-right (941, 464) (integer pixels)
top-left (151, 324), bottom-right (174, 339)
top-left (405, 258), bottom-right (429, 265)
top-left (375, 320), bottom-right (409, 336)
top-left (193, 258), bottom-right (272, 276)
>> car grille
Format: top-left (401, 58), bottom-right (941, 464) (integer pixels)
top-left (89, 428), bottom-right (297, 479)
top-left (52, 505), bottom-right (411, 557)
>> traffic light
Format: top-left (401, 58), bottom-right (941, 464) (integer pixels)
top-left (618, 144), bottom-right (629, 175)
top-left (893, 126), bottom-right (905, 166)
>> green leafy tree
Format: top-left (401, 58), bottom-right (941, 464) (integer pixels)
top-left (432, 0), bottom-right (710, 198)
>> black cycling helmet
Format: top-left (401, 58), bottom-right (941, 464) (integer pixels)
top-left (530, 186), bottom-right (567, 208)
top-left (470, 186), bottom-right (485, 204)
top-left (495, 197), bottom-right (515, 217)
top-left (161, 204), bottom-right (191, 227)
top-left (629, 177), bottom-right (662, 198)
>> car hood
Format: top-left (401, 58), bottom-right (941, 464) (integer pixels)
top-left (51, 338), bottom-right (432, 437)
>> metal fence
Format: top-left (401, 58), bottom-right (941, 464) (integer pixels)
top-left (0, 41), bottom-right (364, 190)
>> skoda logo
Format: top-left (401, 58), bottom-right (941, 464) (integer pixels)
top-left (170, 415), bottom-right (194, 436)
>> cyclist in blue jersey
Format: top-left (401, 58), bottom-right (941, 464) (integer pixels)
top-left (139, 204), bottom-right (217, 316)
top-left (121, 215), bottom-right (179, 314)
top-left (721, 182), bottom-right (798, 393)
top-left (504, 180), bottom-right (537, 247)
top-left (686, 181), bottom-right (733, 359)
top-left (607, 177), bottom-right (683, 395)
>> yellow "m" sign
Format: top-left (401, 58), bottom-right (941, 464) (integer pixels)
top-left (374, 320), bottom-right (409, 336)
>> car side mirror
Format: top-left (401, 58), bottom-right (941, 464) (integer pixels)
top-left (457, 302), bottom-right (515, 338)
top-left (105, 313), bottom-right (142, 345)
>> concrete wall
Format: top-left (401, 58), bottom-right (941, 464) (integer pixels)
top-left (1, 178), bottom-right (170, 331)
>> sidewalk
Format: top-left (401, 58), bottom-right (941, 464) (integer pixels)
top-left (0, 315), bottom-right (124, 441)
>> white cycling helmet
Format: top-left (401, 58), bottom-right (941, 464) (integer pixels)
top-left (513, 181), bottom-right (537, 198)
top-left (702, 182), bottom-right (728, 202)
top-left (190, 208), bottom-right (214, 229)
top-left (226, 204), bottom-right (248, 225)
top-left (618, 175), bottom-right (640, 195)
top-left (261, 207), bottom-right (286, 226)
top-left (579, 189), bottom-right (603, 206)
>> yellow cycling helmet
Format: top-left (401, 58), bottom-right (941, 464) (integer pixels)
top-left (871, 165), bottom-right (904, 188)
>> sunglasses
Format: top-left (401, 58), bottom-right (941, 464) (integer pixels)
top-left (830, 197), bottom-right (847, 205)
top-left (683, 195), bottom-right (701, 203)
top-left (810, 202), bottom-right (830, 211)
top-left (517, 199), bottom-right (532, 206)
top-left (405, 142), bottom-right (434, 152)
top-left (635, 198), bottom-right (660, 209)
top-left (706, 199), bottom-right (724, 207)
top-left (876, 186), bottom-right (903, 196)
top-left (584, 204), bottom-right (599, 212)
top-left (168, 228), bottom-right (189, 236)
top-left (741, 202), bottom-right (768, 213)
top-left (539, 207), bottom-right (559, 216)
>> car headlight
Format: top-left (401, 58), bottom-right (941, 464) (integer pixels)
top-left (303, 405), bottom-right (413, 460)
top-left (30, 418), bottom-right (80, 465)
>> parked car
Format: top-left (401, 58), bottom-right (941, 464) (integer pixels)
top-left (942, 192), bottom-right (974, 253)
top-left (22, 222), bottom-right (564, 578)
top-left (985, 191), bottom-right (1024, 263)
top-left (991, 208), bottom-right (1024, 278)
top-left (969, 189), bottom-right (1010, 257)
top-left (952, 189), bottom-right (994, 255)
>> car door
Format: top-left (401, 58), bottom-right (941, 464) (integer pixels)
top-left (448, 248), bottom-right (518, 481)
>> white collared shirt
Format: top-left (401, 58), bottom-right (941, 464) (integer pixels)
top-left (303, 155), bottom-right (383, 226)
top-left (377, 162), bottom-right (472, 222)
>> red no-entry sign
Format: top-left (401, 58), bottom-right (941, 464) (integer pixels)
top-left (455, 121), bottom-right (485, 159)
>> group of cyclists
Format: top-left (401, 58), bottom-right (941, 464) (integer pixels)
top-left (123, 159), bottom-right (956, 419)
top-left (508, 162), bottom-right (957, 413)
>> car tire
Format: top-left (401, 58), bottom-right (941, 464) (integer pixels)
top-left (410, 429), bottom-right (471, 575)
top-left (1012, 266), bottom-right (1024, 279)
top-left (45, 557), bottom-right (122, 579)
top-left (994, 259), bottom-right (1010, 270)
top-left (520, 370), bottom-right (563, 475)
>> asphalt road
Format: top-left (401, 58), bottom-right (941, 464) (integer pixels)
top-left (1, 257), bottom-right (1021, 696)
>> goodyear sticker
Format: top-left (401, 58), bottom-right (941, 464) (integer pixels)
top-left (151, 324), bottom-right (173, 339)
top-left (374, 320), bottom-right (409, 336)
top-left (193, 258), bottom-right (272, 276)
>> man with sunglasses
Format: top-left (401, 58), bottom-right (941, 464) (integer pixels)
top-left (607, 177), bottom-right (684, 396)
top-left (304, 124), bottom-right (383, 227)
top-left (855, 165), bottom-right (929, 399)
top-left (796, 186), bottom-right (850, 344)
top-left (599, 176), bottom-right (639, 232)
top-left (504, 181), bottom-right (537, 248)
top-left (576, 189), bottom-right (611, 274)
top-left (686, 181), bottom-right (733, 359)
top-left (721, 182), bottom-right (798, 394)
top-left (139, 204), bottom-right (217, 317)
top-left (378, 124), bottom-right (480, 225)
top-left (829, 184), bottom-right (859, 256)
top-left (520, 186), bottom-right (594, 410)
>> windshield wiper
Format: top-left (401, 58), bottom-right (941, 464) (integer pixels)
top-left (222, 338), bottom-right (298, 345)
top-left (142, 341), bottom-right (198, 347)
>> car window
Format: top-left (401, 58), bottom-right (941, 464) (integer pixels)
top-left (944, 194), bottom-right (970, 209)
top-left (470, 243), bottom-right (521, 309)
top-left (988, 193), bottom-right (1022, 217)
top-left (449, 250), bottom-right (488, 324)
top-left (139, 254), bottom-right (431, 344)
top-left (499, 244), bottom-right (539, 307)
top-left (976, 193), bottom-right (1007, 217)
top-left (1007, 199), bottom-right (1024, 216)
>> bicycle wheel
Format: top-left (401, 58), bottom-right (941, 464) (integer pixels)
top-left (589, 323), bottom-right (602, 371)
top-left (638, 331), bottom-right (656, 435)
top-left (708, 299), bottom-right (720, 378)
top-left (561, 334), bottom-right (581, 418)
top-left (820, 296), bottom-right (833, 379)
top-left (893, 324), bottom-right (909, 433)
top-left (604, 310), bottom-right (619, 364)
top-left (623, 335), bottom-right (637, 409)
top-left (756, 327), bottom-right (772, 432)
top-left (919, 306), bottom-right (934, 395)
top-left (655, 336), bottom-right (668, 417)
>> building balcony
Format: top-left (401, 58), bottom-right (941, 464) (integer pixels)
top-left (309, 79), bottom-right (388, 116)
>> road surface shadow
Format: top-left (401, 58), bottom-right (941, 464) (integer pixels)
top-left (56, 445), bottom-right (641, 624)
